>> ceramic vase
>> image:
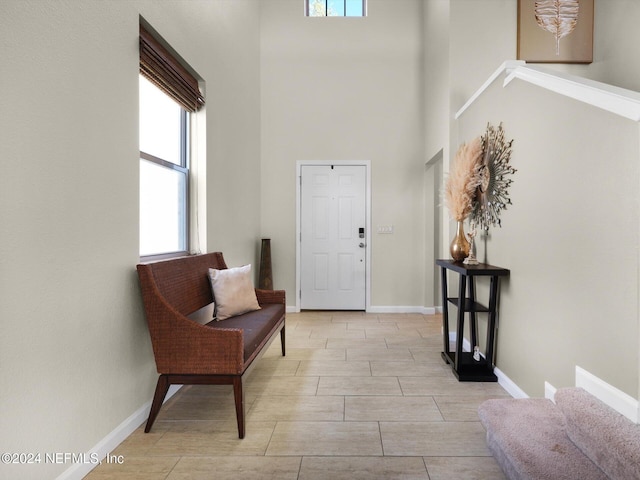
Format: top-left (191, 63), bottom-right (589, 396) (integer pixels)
top-left (450, 220), bottom-right (470, 262)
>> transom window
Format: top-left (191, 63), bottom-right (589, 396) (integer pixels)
top-left (306, 0), bottom-right (366, 17)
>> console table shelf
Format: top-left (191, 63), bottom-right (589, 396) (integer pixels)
top-left (446, 298), bottom-right (491, 313)
top-left (437, 259), bottom-right (509, 382)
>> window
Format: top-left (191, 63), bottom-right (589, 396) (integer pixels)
top-left (139, 75), bottom-right (189, 257)
top-left (139, 24), bottom-right (204, 258)
top-left (306, 0), bottom-right (366, 17)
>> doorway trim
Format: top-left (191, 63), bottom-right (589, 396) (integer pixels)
top-left (295, 160), bottom-right (372, 313)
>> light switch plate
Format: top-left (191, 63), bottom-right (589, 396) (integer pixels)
top-left (377, 225), bottom-right (394, 234)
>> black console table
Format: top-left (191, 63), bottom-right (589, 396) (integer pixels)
top-left (437, 259), bottom-right (509, 382)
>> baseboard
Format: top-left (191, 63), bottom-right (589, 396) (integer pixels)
top-left (448, 332), bottom-right (472, 352)
top-left (545, 381), bottom-right (557, 402)
top-left (575, 366), bottom-right (639, 423)
top-left (438, 335), bottom-right (639, 420)
top-left (367, 306), bottom-right (436, 314)
top-left (288, 306), bottom-right (438, 314)
top-left (493, 367), bottom-right (528, 399)
top-left (439, 349), bottom-right (640, 415)
top-left (57, 385), bottom-right (182, 480)
top-left (436, 352), bottom-right (640, 418)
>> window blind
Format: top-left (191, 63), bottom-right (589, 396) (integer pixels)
top-left (139, 25), bottom-right (204, 112)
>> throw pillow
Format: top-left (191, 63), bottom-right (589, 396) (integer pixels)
top-left (207, 264), bottom-right (261, 320)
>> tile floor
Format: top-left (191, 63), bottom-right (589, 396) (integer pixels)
top-left (84, 311), bottom-right (509, 479)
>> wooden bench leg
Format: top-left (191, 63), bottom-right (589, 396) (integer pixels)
top-left (145, 374), bottom-right (169, 433)
top-left (233, 377), bottom-right (245, 439)
top-left (280, 325), bottom-right (286, 356)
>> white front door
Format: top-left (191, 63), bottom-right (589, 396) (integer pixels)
top-left (300, 164), bottom-right (367, 310)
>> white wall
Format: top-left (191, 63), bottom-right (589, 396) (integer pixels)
top-left (447, 0), bottom-right (640, 111)
top-left (423, 0), bottom-right (450, 163)
top-left (0, 1), bottom-right (261, 478)
top-left (137, 1), bottom-right (264, 267)
top-left (439, 0), bottom-right (640, 399)
top-left (449, 0), bottom-right (516, 116)
top-left (457, 78), bottom-right (640, 398)
top-left (260, 0), bottom-right (427, 309)
top-left (542, 0), bottom-right (640, 93)
top-left (424, 0), bottom-right (516, 265)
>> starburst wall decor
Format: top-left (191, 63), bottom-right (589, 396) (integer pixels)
top-left (471, 123), bottom-right (516, 232)
top-left (444, 123), bottom-right (516, 261)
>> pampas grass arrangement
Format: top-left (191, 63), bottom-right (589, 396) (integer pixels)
top-left (445, 137), bottom-right (483, 221)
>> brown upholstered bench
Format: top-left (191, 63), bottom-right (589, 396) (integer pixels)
top-left (136, 252), bottom-right (286, 438)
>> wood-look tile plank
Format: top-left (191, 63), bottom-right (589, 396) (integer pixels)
top-left (347, 346), bottom-right (414, 361)
top-left (399, 375), bottom-right (507, 396)
top-left (345, 395), bottom-right (444, 422)
top-left (296, 360), bottom-right (372, 377)
top-left (167, 456), bottom-right (302, 480)
top-left (371, 360), bottom-right (451, 377)
top-left (84, 455), bottom-right (179, 479)
top-left (152, 421), bottom-right (276, 456)
top-left (266, 421), bottom-right (383, 456)
top-left (248, 395), bottom-right (344, 421)
top-left (424, 456), bottom-right (507, 480)
top-left (299, 456), bottom-right (429, 480)
top-left (380, 421), bottom-right (491, 456)
top-left (433, 395), bottom-right (511, 422)
top-left (317, 376), bottom-right (402, 396)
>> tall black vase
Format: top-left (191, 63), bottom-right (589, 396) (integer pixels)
top-left (258, 238), bottom-right (273, 290)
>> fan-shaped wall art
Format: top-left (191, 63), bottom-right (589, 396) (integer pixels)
top-left (517, 0), bottom-right (593, 64)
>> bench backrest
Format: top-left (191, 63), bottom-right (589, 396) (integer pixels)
top-left (137, 252), bottom-right (227, 316)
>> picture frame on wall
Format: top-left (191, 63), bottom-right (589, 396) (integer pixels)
top-left (517, 0), bottom-right (594, 64)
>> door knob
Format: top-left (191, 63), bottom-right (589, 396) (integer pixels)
top-left (359, 242), bottom-right (366, 248)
